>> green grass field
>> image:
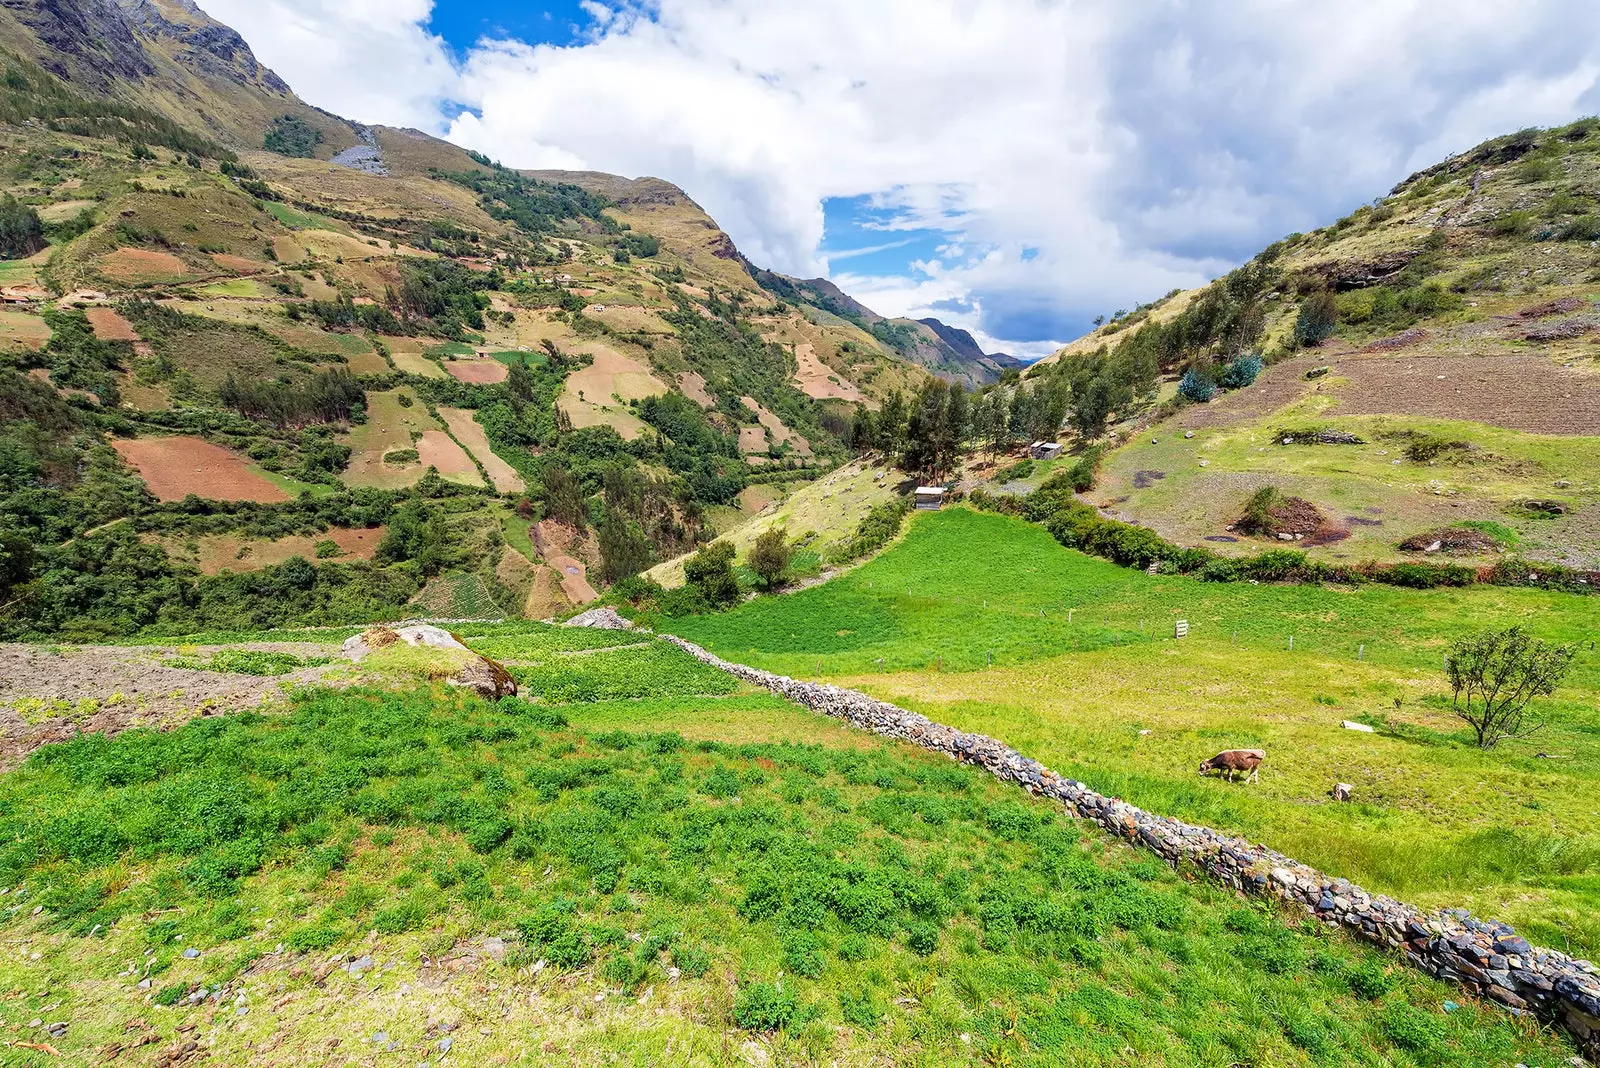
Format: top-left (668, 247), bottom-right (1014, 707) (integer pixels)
top-left (665, 509), bottom-right (1600, 957)
top-left (0, 663), bottom-right (1575, 1064)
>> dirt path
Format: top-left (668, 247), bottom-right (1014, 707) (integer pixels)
top-left (0, 642), bottom-right (343, 769)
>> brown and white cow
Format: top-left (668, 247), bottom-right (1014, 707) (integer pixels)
top-left (1198, 748), bottom-right (1265, 784)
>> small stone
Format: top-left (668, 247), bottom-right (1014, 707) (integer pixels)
top-left (343, 955), bottom-right (375, 976)
top-left (438, 1036), bottom-right (453, 1053)
top-left (182, 947), bottom-right (201, 959)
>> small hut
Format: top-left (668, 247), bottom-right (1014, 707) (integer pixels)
top-left (914, 486), bottom-right (946, 511)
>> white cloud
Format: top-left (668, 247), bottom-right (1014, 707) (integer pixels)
top-left (196, 0), bottom-right (1600, 351)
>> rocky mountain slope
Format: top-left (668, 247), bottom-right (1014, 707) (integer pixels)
top-left (1028, 119), bottom-right (1600, 568)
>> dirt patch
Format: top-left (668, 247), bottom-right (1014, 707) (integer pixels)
top-left (532, 521), bottom-right (600, 605)
top-left (1234, 493), bottom-right (1326, 541)
top-left (1328, 353), bottom-right (1600, 434)
top-left (85, 306), bottom-right (140, 341)
top-left (1519, 297), bottom-right (1586, 319)
top-left (112, 436), bottom-right (288, 502)
top-left (1362, 328), bottom-right (1428, 352)
top-left (1523, 319), bottom-right (1597, 342)
top-left (98, 247), bottom-right (189, 284)
top-left (1346, 515), bottom-right (1385, 527)
top-left (0, 309), bottom-right (52, 351)
top-left (444, 358), bottom-right (509, 385)
top-left (1132, 470), bottom-right (1167, 489)
top-left (1299, 527), bottom-right (1351, 547)
top-left (678, 370), bottom-right (715, 408)
top-left (739, 395), bottom-right (812, 457)
top-left (438, 407), bottom-right (524, 493)
top-left (1203, 535), bottom-right (1238, 543)
top-left (792, 342), bottom-right (862, 402)
top-left (1399, 527), bottom-right (1501, 554)
top-left (415, 430), bottom-right (484, 486)
top-left (0, 642), bottom-right (341, 769)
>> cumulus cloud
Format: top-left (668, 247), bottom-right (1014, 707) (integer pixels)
top-left (197, 0), bottom-right (1600, 352)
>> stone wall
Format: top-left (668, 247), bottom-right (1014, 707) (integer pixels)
top-left (660, 634), bottom-right (1600, 1058)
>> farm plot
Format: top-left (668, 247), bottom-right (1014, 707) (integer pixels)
top-left (465, 628), bottom-right (738, 702)
top-left (0, 676), bottom-right (1572, 1065)
top-left (84, 306), bottom-right (140, 342)
top-left (340, 389), bottom-right (443, 489)
top-left (443, 357), bottom-right (508, 384)
top-left (155, 527), bottom-right (385, 575)
top-left (0, 308), bottom-right (51, 351)
top-left (111, 436), bottom-right (289, 502)
top-left (439, 407), bottom-right (525, 493)
top-left (96, 247), bottom-right (191, 285)
top-left (557, 343), bottom-right (667, 440)
top-left (792, 341), bottom-right (863, 401)
top-left (379, 336), bottom-right (447, 378)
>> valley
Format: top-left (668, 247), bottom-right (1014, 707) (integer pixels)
top-left (0, 0), bottom-right (1597, 1064)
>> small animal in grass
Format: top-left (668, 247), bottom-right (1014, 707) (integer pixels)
top-left (1198, 749), bottom-right (1265, 784)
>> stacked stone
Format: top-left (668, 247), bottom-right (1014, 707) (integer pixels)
top-left (659, 633), bottom-right (1600, 1057)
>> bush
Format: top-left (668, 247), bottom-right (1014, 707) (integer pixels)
top-left (671, 945), bottom-right (710, 978)
top-left (838, 988), bottom-right (882, 1029)
top-left (683, 541), bottom-right (740, 610)
top-left (1066, 445), bottom-right (1104, 492)
top-left (904, 921), bottom-right (940, 956)
top-left (1381, 1003), bottom-right (1444, 1053)
top-left (1217, 353), bottom-right (1263, 389)
top-left (733, 981), bottom-right (801, 1031)
top-left (1348, 960), bottom-right (1398, 999)
top-left (1178, 368), bottom-right (1216, 403)
top-left (1294, 289), bottom-right (1338, 347)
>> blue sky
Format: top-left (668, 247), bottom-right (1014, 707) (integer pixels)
top-left (204, 0), bottom-right (1600, 358)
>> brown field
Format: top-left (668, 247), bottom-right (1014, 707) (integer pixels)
top-left (416, 430), bottom-right (484, 487)
top-left (739, 395), bottom-right (813, 457)
top-left (380, 336), bottom-right (448, 379)
top-left (558, 344), bottom-right (665, 440)
top-left (439, 407), bottom-right (525, 493)
top-left (444, 358), bottom-right (508, 384)
top-left (157, 527), bottom-right (385, 575)
top-left (678, 370), bottom-right (715, 407)
top-left (531, 520), bottom-right (601, 604)
top-left (209, 253), bottom-right (262, 274)
top-left (737, 483), bottom-right (783, 514)
top-left (0, 309), bottom-right (52, 351)
top-left (97, 248), bottom-right (189, 285)
top-left (84, 307), bottom-right (140, 342)
top-left (272, 236), bottom-right (305, 263)
top-left (37, 199), bottom-right (95, 223)
top-left (523, 564), bottom-right (573, 619)
top-left (792, 341), bottom-right (863, 401)
top-left (112, 437), bottom-right (288, 503)
top-left (346, 349), bottom-right (391, 374)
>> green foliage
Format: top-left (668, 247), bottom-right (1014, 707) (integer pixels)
top-left (684, 541), bottom-right (741, 610)
top-left (748, 527), bottom-right (792, 590)
top-left (0, 194), bottom-right (45, 258)
top-left (733, 982), bottom-right (801, 1031)
top-left (1446, 626), bottom-right (1577, 748)
top-left (825, 497), bottom-right (911, 566)
top-left (1294, 288), bottom-right (1338, 346)
top-left (1237, 486), bottom-right (1285, 536)
top-left (162, 649), bottom-right (331, 676)
top-left (435, 165), bottom-right (611, 234)
top-left (1177, 367), bottom-right (1216, 403)
top-left (1217, 353), bottom-right (1263, 389)
top-left (263, 115), bottom-right (323, 158)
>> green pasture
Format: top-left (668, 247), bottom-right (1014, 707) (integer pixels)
top-left (665, 509), bottom-right (1600, 955)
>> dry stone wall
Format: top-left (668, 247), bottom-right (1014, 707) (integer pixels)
top-left (660, 633), bottom-right (1600, 1058)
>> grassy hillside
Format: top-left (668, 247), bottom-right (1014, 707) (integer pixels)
top-left (665, 509), bottom-right (1600, 958)
top-left (1025, 118), bottom-right (1600, 566)
top-left (0, 629), bottom-right (1576, 1065)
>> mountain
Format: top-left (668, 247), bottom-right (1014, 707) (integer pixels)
top-left (745, 266), bottom-right (1016, 386)
top-left (0, 0), bottom-right (945, 639)
top-left (1028, 118), bottom-right (1600, 569)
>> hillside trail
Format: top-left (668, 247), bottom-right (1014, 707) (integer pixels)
top-left (0, 641), bottom-right (342, 769)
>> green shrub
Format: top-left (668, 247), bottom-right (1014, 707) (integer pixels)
top-left (1349, 960), bottom-right (1399, 999)
top-left (287, 921), bottom-right (343, 952)
top-left (838, 988), bottom-right (882, 1029)
top-left (671, 945), bottom-right (710, 978)
top-left (1381, 1003), bottom-right (1444, 1052)
top-left (733, 981), bottom-right (801, 1031)
top-left (904, 921), bottom-right (940, 956)
top-left (153, 982), bottom-right (191, 1007)
top-left (1178, 368), bottom-right (1216, 403)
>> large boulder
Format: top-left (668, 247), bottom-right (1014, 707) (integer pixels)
top-left (343, 624), bottom-right (516, 699)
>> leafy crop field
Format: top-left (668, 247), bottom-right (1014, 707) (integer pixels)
top-left (464, 627), bottom-right (738, 704)
top-left (667, 509), bottom-right (1600, 956)
top-left (0, 680), bottom-right (1573, 1066)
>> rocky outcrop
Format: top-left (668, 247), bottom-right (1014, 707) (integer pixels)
top-left (343, 625), bottom-right (516, 699)
top-left (660, 633), bottom-right (1600, 1057)
top-left (563, 607), bottom-right (633, 630)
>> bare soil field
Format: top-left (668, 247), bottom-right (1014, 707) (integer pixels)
top-left (739, 395), bottom-right (812, 457)
top-left (208, 252), bottom-right (262, 274)
top-left (156, 527), bottom-right (386, 575)
top-left (532, 520), bottom-right (600, 604)
top-left (563, 344), bottom-right (669, 404)
top-left (678, 370), bottom-right (715, 407)
top-left (444, 358), bottom-right (508, 384)
top-left (340, 389), bottom-right (438, 489)
top-left (416, 430), bottom-right (484, 487)
top-left (97, 247), bottom-right (189, 285)
top-left (84, 306), bottom-right (140, 341)
top-left (0, 642), bottom-right (341, 769)
top-left (792, 341), bottom-right (863, 401)
top-left (1328, 353), bottom-right (1600, 435)
top-left (439, 407), bottom-right (525, 493)
top-left (112, 436), bottom-right (289, 502)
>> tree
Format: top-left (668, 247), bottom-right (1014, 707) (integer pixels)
top-left (748, 527), bottom-right (792, 591)
top-left (683, 541), bottom-right (740, 610)
top-left (1445, 626), bottom-right (1577, 749)
top-left (0, 195), bottom-right (45, 259)
top-left (1294, 288), bottom-right (1338, 347)
top-left (540, 462), bottom-right (587, 529)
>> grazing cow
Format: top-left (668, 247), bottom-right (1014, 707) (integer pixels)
top-left (1198, 748), bottom-right (1265, 784)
